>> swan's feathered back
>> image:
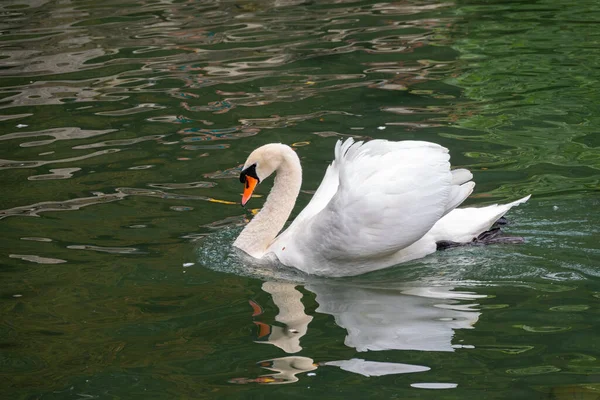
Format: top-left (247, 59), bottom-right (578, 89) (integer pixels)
top-left (270, 138), bottom-right (475, 275)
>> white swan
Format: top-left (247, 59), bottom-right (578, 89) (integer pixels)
top-left (233, 138), bottom-right (529, 277)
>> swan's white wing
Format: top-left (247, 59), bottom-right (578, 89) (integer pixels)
top-left (271, 138), bottom-right (473, 273)
top-left (316, 139), bottom-right (461, 257)
top-left (281, 139), bottom-right (352, 229)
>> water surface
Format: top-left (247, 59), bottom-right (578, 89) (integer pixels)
top-left (1, 0), bottom-right (599, 399)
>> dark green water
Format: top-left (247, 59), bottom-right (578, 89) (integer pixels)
top-left (1, 0), bottom-right (599, 398)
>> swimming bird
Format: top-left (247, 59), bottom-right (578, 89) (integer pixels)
top-left (233, 138), bottom-right (529, 277)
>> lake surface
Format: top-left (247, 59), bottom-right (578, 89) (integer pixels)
top-left (1, 0), bottom-right (599, 398)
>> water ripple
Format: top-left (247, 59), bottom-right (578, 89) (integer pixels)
top-left (0, 149), bottom-right (120, 170)
top-left (72, 135), bottom-right (164, 149)
top-left (95, 103), bottom-right (165, 116)
top-left (9, 254), bottom-right (67, 264)
top-left (66, 245), bottom-right (145, 254)
top-left (0, 128), bottom-right (117, 147)
top-left (0, 185), bottom-right (233, 220)
top-left (28, 167), bottom-right (81, 180)
top-left (148, 181), bottom-right (216, 190)
top-left (0, 192), bottom-right (127, 220)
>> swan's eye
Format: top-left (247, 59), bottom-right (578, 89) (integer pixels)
top-left (240, 164), bottom-right (259, 185)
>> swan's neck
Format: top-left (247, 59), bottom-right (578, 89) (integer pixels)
top-left (234, 148), bottom-right (302, 258)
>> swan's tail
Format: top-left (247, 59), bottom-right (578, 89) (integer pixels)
top-left (430, 195), bottom-right (531, 245)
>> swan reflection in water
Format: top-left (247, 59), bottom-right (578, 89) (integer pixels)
top-left (231, 280), bottom-right (483, 384)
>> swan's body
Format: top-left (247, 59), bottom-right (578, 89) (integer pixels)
top-left (233, 139), bottom-right (529, 277)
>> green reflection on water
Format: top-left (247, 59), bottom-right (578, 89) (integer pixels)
top-left (0, 0), bottom-right (599, 399)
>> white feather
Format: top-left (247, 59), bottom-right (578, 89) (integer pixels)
top-left (233, 138), bottom-right (530, 277)
top-left (428, 195), bottom-right (531, 243)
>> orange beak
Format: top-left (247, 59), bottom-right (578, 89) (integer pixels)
top-left (241, 176), bottom-right (258, 207)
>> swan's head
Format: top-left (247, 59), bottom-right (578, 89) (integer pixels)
top-left (238, 143), bottom-right (289, 207)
